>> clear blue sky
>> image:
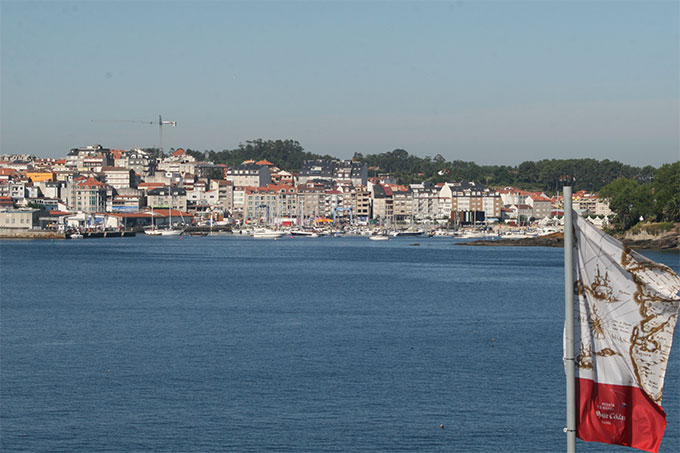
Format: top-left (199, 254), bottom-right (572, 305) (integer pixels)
top-left (1, 0), bottom-right (678, 166)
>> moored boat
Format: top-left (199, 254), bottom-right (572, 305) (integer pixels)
top-left (390, 230), bottom-right (425, 237)
top-left (252, 228), bottom-right (284, 239)
top-left (290, 229), bottom-right (319, 238)
top-left (160, 228), bottom-right (183, 236)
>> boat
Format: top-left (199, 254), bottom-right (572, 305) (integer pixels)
top-left (144, 207), bottom-right (162, 235)
top-left (390, 230), bottom-right (424, 237)
top-left (460, 229), bottom-right (490, 239)
top-left (162, 192), bottom-right (184, 236)
top-left (252, 228), bottom-right (284, 239)
top-left (69, 232), bottom-right (84, 239)
top-left (502, 230), bottom-right (538, 239)
top-left (290, 230), bottom-right (319, 238)
top-left (369, 234), bottom-right (390, 241)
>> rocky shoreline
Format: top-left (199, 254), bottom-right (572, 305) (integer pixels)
top-left (457, 232), bottom-right (566, 248)
top-left (458, 228), bottom-right (679, 250)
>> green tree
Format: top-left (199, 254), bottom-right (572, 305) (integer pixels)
top-left (652, 161), bottom-right (680, 222)
top-left (599, 178), bottom-right (654, 231)
top-left (143, 147), bottom-right (164, 159)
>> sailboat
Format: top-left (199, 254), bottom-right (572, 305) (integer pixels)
top-left (144, 206), bottom-right (162, 235)
top-left (159, 187), bottom-right (184, 236)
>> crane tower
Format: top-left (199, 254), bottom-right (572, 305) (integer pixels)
top-left (91, 114), bottom-right (177, 156)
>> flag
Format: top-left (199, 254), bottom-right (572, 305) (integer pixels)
top-left (568, 215), bottom-right (680, 452)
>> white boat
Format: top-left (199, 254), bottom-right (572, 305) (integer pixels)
top-left (252, 228), bottom-right (284, 239)
top-left (161, 191), bottom-right (185, 237)
top-left (69, 232), bottom-right (84, 239)
top-left (460, 230), bottom-right (490, 239)
top-left (290, 230), bottom-right (319, 237)
top-left (390, 230), bottom-right (424, 237)
top-left (145, 206), bottom-right (162, 235)
top-left (502, 231), bottom-right (537, 239)
top-left (160, 228), bottom-right (183, 236)
top-left (369, 234), bottom-right (390, 241)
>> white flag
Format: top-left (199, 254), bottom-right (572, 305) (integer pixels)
top-left (570, 215), bottom-right (680, 452)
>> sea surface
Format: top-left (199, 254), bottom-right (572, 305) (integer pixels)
top-left (1, 235), bottom-right (678, 452)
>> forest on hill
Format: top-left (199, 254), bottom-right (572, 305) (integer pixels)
top-left (171, 139), bottom-right (662, 193)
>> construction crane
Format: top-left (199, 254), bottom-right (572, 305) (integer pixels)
top-left (91, 115), bottom-right (177, 156)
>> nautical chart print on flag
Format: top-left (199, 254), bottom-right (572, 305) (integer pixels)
top-left (568, 215), bottom-right (680, 453)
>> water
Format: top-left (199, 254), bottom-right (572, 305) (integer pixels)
top-left (1, 236), bottom-right (678, 452)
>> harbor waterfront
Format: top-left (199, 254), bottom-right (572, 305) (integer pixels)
top-left (1, 236), bottom-right (678, 452)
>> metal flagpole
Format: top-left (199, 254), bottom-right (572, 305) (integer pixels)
top-left (564, 186), bottom-right (576, 453)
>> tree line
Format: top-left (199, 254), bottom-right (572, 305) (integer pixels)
top-left (599, 161), bottom-right (678, 230)
top-left (179, 139), bottom-right (335, 172)
top-left (169, 140), bottom-right (661, 193)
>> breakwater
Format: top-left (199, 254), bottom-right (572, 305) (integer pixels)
top-left (0, 230), bottom-right (66, 240)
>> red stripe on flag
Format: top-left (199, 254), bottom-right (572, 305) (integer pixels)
top-left (577, 378), bottom-right (666, 453)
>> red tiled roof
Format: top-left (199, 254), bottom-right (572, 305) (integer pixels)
top-left (75, 177), bottom-right (106, 188)
top-left (111, 150), bottom-right (125, 159)
top-left (171, 148), bottom-right (186, 157)
top-left (255, 159), bottom-right (274, 166)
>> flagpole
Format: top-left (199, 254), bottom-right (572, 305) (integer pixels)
top-left (564, 185), bottom-right (576, 453)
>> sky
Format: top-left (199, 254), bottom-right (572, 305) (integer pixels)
top-left (1, 0), bottom-right (678, 166)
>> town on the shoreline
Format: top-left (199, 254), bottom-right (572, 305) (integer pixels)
top-left (0, 145), bottom-right (613, 238)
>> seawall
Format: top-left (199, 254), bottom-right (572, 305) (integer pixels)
top-left (0, 230), bottom-right (67, 240)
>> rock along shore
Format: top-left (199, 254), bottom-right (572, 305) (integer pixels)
top-left (458, 227), bottom-right (679, 250)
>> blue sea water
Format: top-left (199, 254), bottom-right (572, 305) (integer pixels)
top-left (1, 236), bottom-right (678, 452)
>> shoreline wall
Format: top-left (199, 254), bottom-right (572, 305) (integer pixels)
top-left (0, 230), bottom-right (67, 239)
